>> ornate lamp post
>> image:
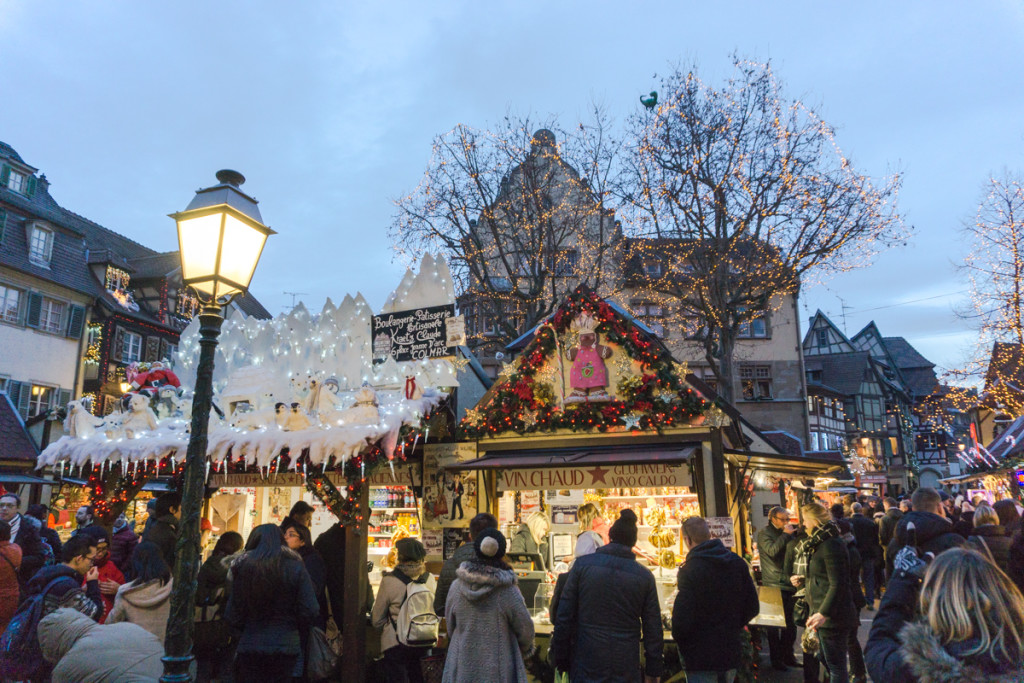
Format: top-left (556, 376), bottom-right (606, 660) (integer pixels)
top-left (161, 170), bottom-right (274, 682)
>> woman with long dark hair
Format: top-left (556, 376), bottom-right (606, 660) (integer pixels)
top-left (226, 524), bottom-right (319, 683)
top-left (106, 541), bottom-right (173, 642)
top-left (195, 531), bottom-right (244, 683)
top-left (282, 519), bottom-right (327, 630)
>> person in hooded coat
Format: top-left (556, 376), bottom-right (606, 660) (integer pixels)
top-left (550, 510), bottom-right (664, 683)
top-left (108, 512), bottom-right (139, 575)
top-left (37, 608), bottom-right (165, 683)
top-left (886, 487), bottom-right (966, 578)
top-left (672, 516), bottom-right (759, 682)
top-left (434, 513), bottom-right (498, 616)
top-left (106, 541), bottom-right (173, 642)
top-left (442, 528), bottom-right (535, 683)
top-left (866, 547), bottom-right (1024, 682)
top-left (967, 502), bottom-right (1012, 576)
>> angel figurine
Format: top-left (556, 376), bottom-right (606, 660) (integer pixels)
top-left (566, 314), bottom-right (612, 403)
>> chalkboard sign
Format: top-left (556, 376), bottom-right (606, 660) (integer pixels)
top-left (372, 304), bottom-right (457, 362)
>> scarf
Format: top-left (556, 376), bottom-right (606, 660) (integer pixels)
top-left (793, 521), bottom-right (840, 595)
top-left (395, 560), bottom-right (425, 580)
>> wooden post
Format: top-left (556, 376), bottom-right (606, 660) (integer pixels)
top-left (340, 483), bottom-right (370, 681)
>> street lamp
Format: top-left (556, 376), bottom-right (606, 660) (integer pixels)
top-left (161, 170), bottom-right (273, 683)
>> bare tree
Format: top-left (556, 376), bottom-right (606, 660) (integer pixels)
top-left (390, 110), bottom-right (623, 355)
top-left (620, 58), bottom-right (907, 403)
top-left (953, 173), bottom-right (1024, 416)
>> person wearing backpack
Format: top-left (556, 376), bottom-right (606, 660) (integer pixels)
top-left (371, 538), bottom-right (437, 683)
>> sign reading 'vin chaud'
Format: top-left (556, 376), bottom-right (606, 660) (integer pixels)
top-left (497, 463), bottom-right (692, 491)
top-left (372, 304), bottom-right (456, 362)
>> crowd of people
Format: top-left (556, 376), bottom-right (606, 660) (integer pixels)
top-left (3, 483), bottom-right (1024, 682)
top-left (756, 487), bottom-right (1024, 683)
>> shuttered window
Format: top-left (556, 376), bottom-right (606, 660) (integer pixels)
top-left (65, 304), bottom-right (86, 339)
top-left (39, 298), bottom-right (65, 334)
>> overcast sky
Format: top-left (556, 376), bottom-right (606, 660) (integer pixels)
top-left (2, 2), bottom-right (1023, 375)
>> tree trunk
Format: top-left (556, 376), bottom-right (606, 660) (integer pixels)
top-left (717, 329), bottom-right (738, 406)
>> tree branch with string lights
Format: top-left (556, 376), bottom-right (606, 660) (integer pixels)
top-left (389, 109), bottom-right (625, 358)
top-left (619, 57), bottom-right (908, 404)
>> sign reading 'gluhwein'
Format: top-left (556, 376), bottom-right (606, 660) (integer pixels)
top-left (497, 463), bottom-right (691, 491)
top-left (372, 304), bottom-right (456, 362)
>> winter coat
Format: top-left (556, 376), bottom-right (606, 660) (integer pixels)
top-left (142, 513), bottom-right (179, 568)
top-left (109, 524), bottom-right (139, 574)
top-left (1008, 531), bottom-right (1024, 595)
top-left (38, 523), bottom-right (63, 560)
top-left (866, 571), bottom-right (1024, 682)
top-left (886, 510), bottom-right (966, 577)
top-left (106, 577), bottom-right (173, 642)
top-left (0, 541), bottom-right (22, 631)
top-left (756, 523), bottom-right (793, 591)
top-left (372, 561), bottom-right (437, 652)
top-left (28, 563), bottom-right (103, 620)
top-left (312, 522), bottom-right (347, 623)
top-left (967, 524), bottom-right (1012, 576)
top-left (224, 549), bottom-right (320, 655)
top-left (953, 512), bottom-right (975, 539)
top-left (196, 551), bottom-right (234, 607)
top-left (91, 558), bottom-right (125, 622)
top-left (672, 539), bottom-right (759, 672)
top-left (550, 543), bottom-right (664, 683)
top-left (442, 559), bottom-right (535, 683)
top-left (434, 541), bottom-right (476, 615)
top-left (296, 544), bottom-right (328, 629)
top-left (804, 525), bottom-right (856, 630)
top-left (11, 513), bottom-right (48, 585)
top-left (38, 607), bottom-right (164, 682)
top-left (842, 532), bottom-right (867, 610)
top-left (850, 512), bottom-right (881, 558)
top-left (879, 508), bottom-right (903, 550)
top-left (509, 525), bottom-right (549, 570)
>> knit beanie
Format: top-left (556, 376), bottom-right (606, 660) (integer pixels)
top-left (474, 527), bottom-right (507, 561)
top-left (608, 509), bottom-right (638, 547)
top-left (396, 537), bottom-right (426, 563)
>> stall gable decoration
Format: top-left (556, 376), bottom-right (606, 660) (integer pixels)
top-left (460, 286), bottom-right (713, 439)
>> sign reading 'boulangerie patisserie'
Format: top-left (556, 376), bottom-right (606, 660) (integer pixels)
top-left (372, 304), bottom-right (457, 362)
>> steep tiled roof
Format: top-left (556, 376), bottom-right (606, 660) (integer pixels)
top-left (0, 392), bottom-right (39, 464)
top-left (804, 352), bottom-right (874, 396)
top-left (0, 142), bottom-right (27, 166)
top-left (762, 430), bottom-right (804, 457)
top-left (882, 337), bottom-right (934, 370)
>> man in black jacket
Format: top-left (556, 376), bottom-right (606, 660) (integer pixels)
top-left (142, 491), bottom-right (181, 567)
top-left (674, 517), bottom-right (759, 681)
top-left (877, 497), bottom-right (902, 549)
top-left (849, 502), bottom-right (881, 608)
top-left (885, 487), bottom-right (966, 578)
top-left (756, 506), bottom-right (797, 669)
top-left (26, 503), bottom-right (62, 559)
top-left (0, 492), bottom-right (48, 587)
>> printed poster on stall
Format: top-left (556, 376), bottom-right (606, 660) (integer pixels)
top-left (422, 443), bottom-right (478, 529)
top-left (443, 528), bottom-right (472, 560)
top-left (707, 516), bottom-right (735, 548)
top-left (547, 489), bottom-right (585, 526)
top-left (421, 528), bottom-right (443, 559)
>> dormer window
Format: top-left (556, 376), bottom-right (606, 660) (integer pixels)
top-left (6, 171), bottom-right (25, 194)
top-left (28, 225), bottom-right (53, 266)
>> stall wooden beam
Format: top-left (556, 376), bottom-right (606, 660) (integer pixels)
top-left (340, 484), bottom-right (370, 681)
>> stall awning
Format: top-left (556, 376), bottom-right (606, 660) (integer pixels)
top-left (0, 473), bottom-right (59, 486)
top-left (724, 450), bottom-right (849, 477)
top-left (459, 443), bottom-right (700, 470)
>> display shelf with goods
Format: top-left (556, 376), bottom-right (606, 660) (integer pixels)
top-left (366, 484), bottom-right (424, 591)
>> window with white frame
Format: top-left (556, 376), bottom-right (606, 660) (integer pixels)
top-left (642, 259), bottom-right (663, 277)
top-left (6, 171), bottom-right (25, 194)
top-left (816, 328), bottom-right (829, 347)
top-left (0, 285), bottom-right (20, 323)
top-left (740, 364), bottom-right (773, 400)
top-left (28, 384), bottom-right (55, 417)
top-left (29, 226), bottom-right (53, 266)
top-left (737, 308), bottom-right (768, 338)
top-left (122, 330), bottom-right (143, 362)
top-left (39, 298), bottom-right (65, 334)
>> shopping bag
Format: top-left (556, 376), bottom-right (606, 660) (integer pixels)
top-left (306, 625), bottom-right (341, 681)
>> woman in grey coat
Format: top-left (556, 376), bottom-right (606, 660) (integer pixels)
top-left (443, 528), bottom-right (535, 683)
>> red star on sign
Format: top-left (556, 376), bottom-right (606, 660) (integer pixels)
top-left (587, 465), bottom-right (609, 485)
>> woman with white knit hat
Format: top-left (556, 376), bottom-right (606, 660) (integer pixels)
top-left (442, 528), bottom-right (535, 683)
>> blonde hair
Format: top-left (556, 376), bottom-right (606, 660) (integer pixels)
top-left (973, 503), bottom-right (999, 528)
top-left (801, 503), bottom-right (831, 526)
top-left (577, 503), bottom-right (602, 533)
top-left (525, 512), bottom-right (550, 545)
top-left (919, 548), bottom-right (1024, 661)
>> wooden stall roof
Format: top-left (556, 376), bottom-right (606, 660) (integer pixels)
top-left (724, 449), bottom-right (849, 477)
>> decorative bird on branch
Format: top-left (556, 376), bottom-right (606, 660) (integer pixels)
top-left (640, 91), bottom-right (658, 109)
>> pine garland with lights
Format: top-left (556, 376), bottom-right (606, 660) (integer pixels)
top-left (460, 288), bottom-right (710, 438)
top-left (87, 466), bottom-right (155, 526)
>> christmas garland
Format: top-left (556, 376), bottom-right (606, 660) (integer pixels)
top-left (460, 289), bottom-right (710, 439)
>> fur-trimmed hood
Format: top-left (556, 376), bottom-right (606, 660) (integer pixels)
top-left (455, 560), bottom-right (516, 602)
top-left (899, 621), bottom-right (1024, 683)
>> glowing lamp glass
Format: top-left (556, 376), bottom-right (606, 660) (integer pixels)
top-left (176, 208), bottom-right (269, 302)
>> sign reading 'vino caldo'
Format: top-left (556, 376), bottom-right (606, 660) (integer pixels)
top-left (372, 304), bottom-right (458, 362)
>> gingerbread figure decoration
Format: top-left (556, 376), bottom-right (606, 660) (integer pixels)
top-left (566, 313), bottom-right (612, 403)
